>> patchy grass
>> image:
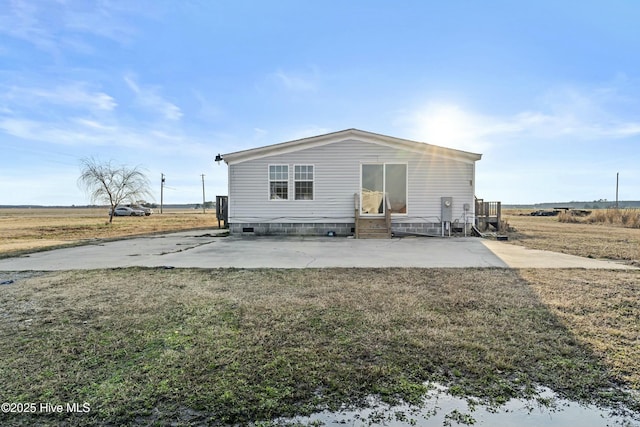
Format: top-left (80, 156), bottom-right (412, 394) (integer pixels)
top-left (521, 269), bottom-right (640, 390)
top-left (0, 208), bottom-right (218, 258)
top-left (505, 210), bottom-right (640, 263)
top-left (0, 268), bottom-right (638, 426)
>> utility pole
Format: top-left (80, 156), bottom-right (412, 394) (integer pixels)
top-left (201, 174), bottom-right (206, 214)
top-left (616, 172), bottom-right (619, 209)
top-left (160, 173), bottom-right (165, 214)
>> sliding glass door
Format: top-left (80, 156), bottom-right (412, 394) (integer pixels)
top-left (361, 164), bottom-right (407, 215)
top-left (361, 164), bottom-right (384, 214)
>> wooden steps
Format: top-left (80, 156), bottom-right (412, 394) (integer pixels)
top-left (357, 218), bottom-right (391, 239)
top-left (354, 192), bottom-right (392, 239)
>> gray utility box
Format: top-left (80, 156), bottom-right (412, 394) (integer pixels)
top-left (441, 197), bottom-right (453, 222)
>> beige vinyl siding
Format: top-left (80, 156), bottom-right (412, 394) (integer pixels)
top-left (228, 138), bottom-right (475, 224)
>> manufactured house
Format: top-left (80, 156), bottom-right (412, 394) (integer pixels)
top-left (220, 129), bottom-right (483, 238)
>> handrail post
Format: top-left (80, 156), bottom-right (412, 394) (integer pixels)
top-left (354, 193), bottom-right (360, 239)
top-left (484, 202), bottom-right (489, 230)
top-left (385, 193), bottom-right (392, 238)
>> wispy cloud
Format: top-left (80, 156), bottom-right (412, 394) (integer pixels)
top-left (400, 83), bottom-right (640, 153)
top-left (270, 67), bottom-right (320, 93)
top-left (527, 84), bottom-right (640, 139)
top-left (124, 75), bottom-right (183, 120)
top-left (0, 114), bottom-right (209, 158)
top-left (0, 117), bottom-right (99, 146)
top-left (0, 0), bottom-right (58, 54)
top-left (3, 83), bottom-right (117, 112)
top-left (0, 0), bottom-right (143, 56)
top-left (62, 6), bottom-right (138, 44)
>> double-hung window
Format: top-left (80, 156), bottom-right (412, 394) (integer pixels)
top-left (269, 165), bottom-right (289, 200)
top-left (294, 165), bottom-right (314, 200)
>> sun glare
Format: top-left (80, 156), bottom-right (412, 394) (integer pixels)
top-left (408, 103), bottom-right (498, 153)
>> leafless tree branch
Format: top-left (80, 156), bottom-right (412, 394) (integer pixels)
top-left (77, 157), bottom-right (153, 223)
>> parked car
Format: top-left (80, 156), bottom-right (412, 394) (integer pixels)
top-left (110, 206), bottom-right (145, 217)
top-left (131, 205), bottom-right (153, 216)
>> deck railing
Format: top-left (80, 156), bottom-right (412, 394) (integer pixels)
top-left (476, 200), bottom-right (501, 217)
top-left (475, 198), bottom-right (503, 231)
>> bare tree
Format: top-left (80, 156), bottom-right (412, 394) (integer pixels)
top-left (78, 157), bottom-right (153, 223)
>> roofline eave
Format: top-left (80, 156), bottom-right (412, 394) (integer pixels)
top-left (222, 128), bottom-right (482, 164)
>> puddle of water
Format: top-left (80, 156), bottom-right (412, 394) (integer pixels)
top-left (280, 384), bottom-right (639, 427)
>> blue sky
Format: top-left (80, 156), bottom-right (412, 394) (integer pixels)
top-left (1, 0), bottom-right (639, 205)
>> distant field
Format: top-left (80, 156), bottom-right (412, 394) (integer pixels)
top-left (504, 209), bottom-right (640, 264)
top-left (0, 207), bottom-right (220, 258)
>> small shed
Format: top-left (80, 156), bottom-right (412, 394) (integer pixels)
top-left (220, 129), bottom-right (481, 237)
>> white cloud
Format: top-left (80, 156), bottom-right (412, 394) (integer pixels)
top-left (0, 0), bottom-right (58, 54)
top-left (4, 83), bottom-right (117, 111)
top-left (271, 68), bottom-right (320, 93)
top-left (0, 0), bottom-right (146, 56)
top-left (124, 75), bottom-right (183, 120)
top-left (0, 114), bottom-right (211, 158)
top-left (0, 115), bottom-right (153, 149)
top-left (0, 117), bottom-right (121, 147)
top-left (62, 8), bottom-right (137, 44)
top-left (613, 123), bottom-right (640, 137)
top-left (1, 118), bottom-right (81, 145)
top-left (527, 84), bottom-right (640, 139)
top-left (400, 84), bottom-right (640, 153)
top-left (72, 117), bottom-right (117, 131)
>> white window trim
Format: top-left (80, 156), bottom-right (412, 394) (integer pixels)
top-left (294, 164), bottom-right (315, 201)
top-left (268, 164), bottom-right (289, 201)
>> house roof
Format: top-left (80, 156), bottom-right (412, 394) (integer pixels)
top-left (221, 128), bottom-right (482, 164)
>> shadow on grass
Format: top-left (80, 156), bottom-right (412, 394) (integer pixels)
top-left (0, 268), bottom-right (638, 426)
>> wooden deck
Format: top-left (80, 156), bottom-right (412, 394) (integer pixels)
top-left (354, 194), bottom-right (504, 237)
top-left (475, 198), bottom-right (504, 232)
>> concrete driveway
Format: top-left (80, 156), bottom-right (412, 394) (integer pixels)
top-left (0, 230), bottom-right (634, 271)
